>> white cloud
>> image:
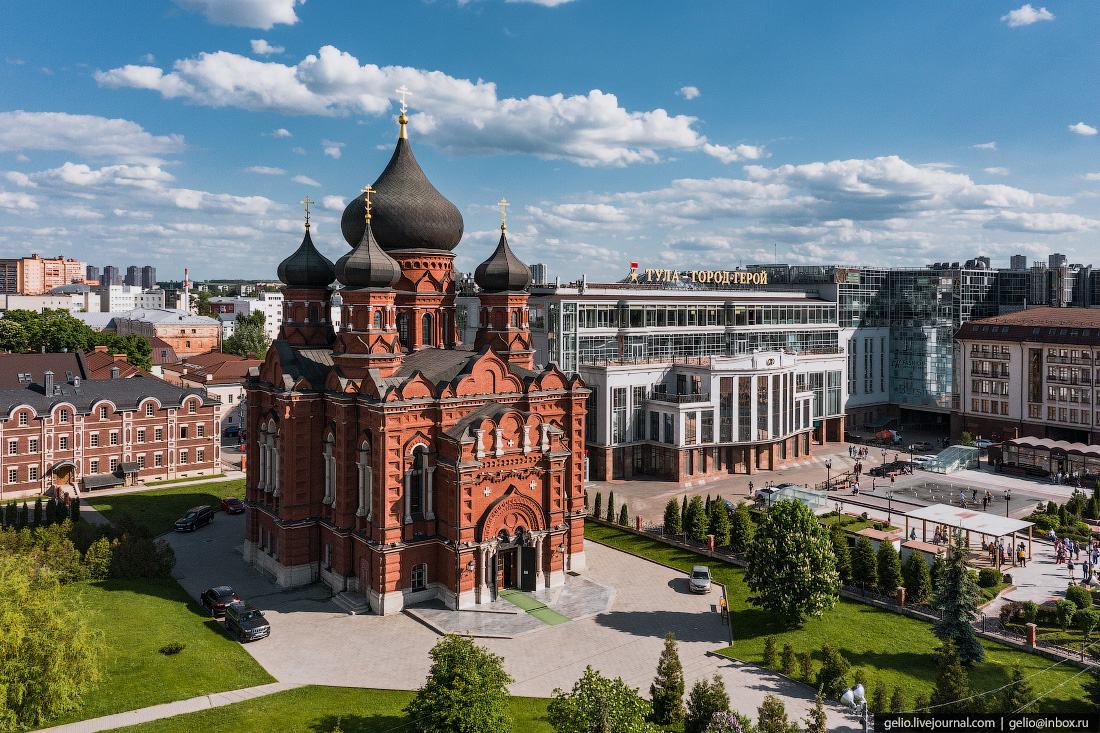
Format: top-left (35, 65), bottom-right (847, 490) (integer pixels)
top-left (0, 191), bottom-right (39, 210)
top-left (984, 211), bottom-right (1098, 234)
top-left (251, 39), bottom-right (285, 56)
top-left (243, 165), bottom-right (286, 175)
top-left (14, 154), bottom-right (29, 162)
top-left (0, 111), bottom-right (185, 158)
top-left (141, 53), bottom-right (156, 64)
top-left (1083, 173), bottom-right (1100, 181)
top-left (292, 174), bottom-right (320, 186)
top-left (263, 128), bottom-right (292, 137)
top-left (173, 0), bottom-right (304, 29)
top-left (321, 140), bottom-right (344, 159)
top-left (678, 86), bottom-right (700, 100)
top-left (321, 195), bottom-right (344, 210)
top-left (95, 45), bottom-right (763, 167)
top-left (289, 146), bottom-right (306, 155)
top-left (1069, 122), bottom-right (1097, 136)
top-left (971, 141), bottom-right (997, 150)
top-left (1001, 4), bottom-right (1054, 27)
top-left (504, 0), bottom-right (576, 5)
top-left (984, 167), bottom-right (1010, 176)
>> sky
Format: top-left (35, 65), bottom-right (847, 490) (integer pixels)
top-left (2, 1), bottom-right (1099, 283)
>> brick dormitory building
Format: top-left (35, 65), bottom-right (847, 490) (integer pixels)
top-left (243, 112), bottom-right (588, 615)
top-left (0, 351), bottom-right (220, 499)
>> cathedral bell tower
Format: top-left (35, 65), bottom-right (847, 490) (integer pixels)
top-left (277, 198), bottom-right (335, 347)
top-left (474, 198), bottom-right (535, 370)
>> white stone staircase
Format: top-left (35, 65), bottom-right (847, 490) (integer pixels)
top-left (332, 591), bottom-right (371, 615)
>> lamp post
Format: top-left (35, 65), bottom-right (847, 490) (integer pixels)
top-left (825, 458), bottom-right (832, 491)
top-left (887, 490), bottom-right (894, 525)
top-left (1003, 489), bottom-right (1012, 518)
top-left (881, 447), bottom-right (888, 485)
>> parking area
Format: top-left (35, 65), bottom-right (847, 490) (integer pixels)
top-left (163, 516), bottom-right (854, 727)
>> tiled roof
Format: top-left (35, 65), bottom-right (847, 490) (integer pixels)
top-left (956, 307), bottom-right (1100, 346)
top-left (150, 337), bottom-right (178, 365)
top-left (162, 351), bottom-right (261, 385)
top-left (0, 374), bottom-right (211, 418)
top-left (84, 347), bottom-right (153, 379)
top-left (0, 352), bottom-right (88, 388)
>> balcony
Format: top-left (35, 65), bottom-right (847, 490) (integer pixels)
top-left (647, 391), bottom-right (712, 405)
top-left (971, 351), bottom-right (1010, 361)
top-left (1046, 375), bottom-right (1091, 386)
top-left (1047, 355), bottom-right (1094, 366)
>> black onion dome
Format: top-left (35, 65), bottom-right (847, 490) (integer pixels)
top-left (335, 219), bottom-right (402, 289)
top-left (278, 226), bottom-right (335, 288)
top-left (475, 227), bottom-right (531, 293)
top-left (341, 137), bottom-right (463, 251)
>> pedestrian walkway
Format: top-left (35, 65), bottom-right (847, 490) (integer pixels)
top-left (34, 682), bottom-right (301, 733)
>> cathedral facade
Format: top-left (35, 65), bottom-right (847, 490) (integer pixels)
top-left (243, 114), bottom-right (588, 615)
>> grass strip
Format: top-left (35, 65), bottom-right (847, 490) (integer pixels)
top-left (87, 479), bottom-right (246, 536)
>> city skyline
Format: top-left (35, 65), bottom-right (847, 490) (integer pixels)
top-left (1, 1), bottom-right (1099, 281)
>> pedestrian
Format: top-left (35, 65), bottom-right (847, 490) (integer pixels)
top-left (1017, 543), bottom-right (1026, 568)
top-left (972, 488), bottom-right (978, 502)
top-left (890, 474), bottom-right (895, 487)
top-left (1069, 558), bottom-right (1077, 586)
top-left (748, 480), bottom-right (754, 497)
top-left (959, 491), bottom-right (967, 506)
top-left (910, 528), bottom-right (917, 541)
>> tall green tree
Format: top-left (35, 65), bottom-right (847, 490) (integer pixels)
top-left (547, 666), bottom-right (658, 733)
top-left (686, 496), bottom-right (709, 542)
top-left (222, 311), bottom-right (271, 358)
top-left (0, 554), bottom-right (102, 728)
top-left (0, 319), bottom-right (30, 353)
top-left (851, 536), bottom-right (877, 589)
top-left (684, 674), bottom-right (730, 733)
top-left (681, 496), bottom-right (688, 533)
top-left (606, 490), bottom-right (616, 522)
top-left (803, 691), bottom-right (827, 733)
top-left (664, 498), bottom-right (682, 535)
top-left (756, 693), bottom-right (797, 733)
top-left (730, 502), bottom-right (754, 552)
top-left (930, 639), bottom-right (971, 714)
top-left (593, 492), bottom-right (602, 521)
top-left (903, 552), bottom-right (933, 603)
top-left (708, 499), bottom-right (731, 548)
top-left (745, 499), bottom-right (839, 624)
top-left (876, 541), bottom-right (903, 595)
top-left (1000, 660), bottom-right (1033, 714)
top-left (618, 504), bottom-right (628, 527)
top-left (830, 525), bottom-right (851, 584)
top-left (931, 536), bottom-right (985, 666)
top-left (404, 634), bottom-right (514, 733)
top-left (650, 632), bottom-right (685, 725)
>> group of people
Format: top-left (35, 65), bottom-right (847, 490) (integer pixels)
top-left (1051, 470), bottom-right (1084, 488)
top-left (849, 445), bottom-right (870, 459)
top-left (983, 538), bottom-right (1028, 568)
top-left (1052, 531), bottom-right (1100, 587)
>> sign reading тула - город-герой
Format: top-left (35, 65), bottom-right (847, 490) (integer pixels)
top-left (627, 262), bottom-right (769, 285)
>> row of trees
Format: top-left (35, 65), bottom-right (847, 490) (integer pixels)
top-left (404, 632), bottom-right (826, 733)
top-left (2, 495), bottom-right (80, 529)
top-left (0, 309), bottom-right (153, 370)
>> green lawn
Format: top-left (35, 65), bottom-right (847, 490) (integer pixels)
top-left (86, 479), bottom-right (246, 536)
top-left (43, 577), bottom-right (275, 729)
top-left (146, 473), bottom-right (227, 486)
top-left (585, 521), bottom-right (1090, 713)
top-left (106, 686), bottom-right (553, 732)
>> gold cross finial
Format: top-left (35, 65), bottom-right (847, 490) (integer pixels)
top-left (301, 196), bottom-right (313, 228)
top-left (395, 84), bottom-right (411, 114)
top-left (361, 185), bottom-right (375, 223)
top-left (498, 197), bottom-right (510, 231)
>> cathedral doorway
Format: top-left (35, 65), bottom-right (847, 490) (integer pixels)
top-left (498, 548), bottom-right (518, 589)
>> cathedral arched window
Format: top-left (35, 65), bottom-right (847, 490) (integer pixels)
top-left (373, 310), bottom-right (383, 330)
top-left (357, 439), bottom-right (372, 520)
top-left (410, 446), bottom-right (426, 516)
top-left (422, 313), bottom-right (433, 347)
top-left (397, 313), bottom-right (409, 347)
top-left (309, 305), bottom-right (318, 323)
top-left (510, 310), bottom-right (519, 328)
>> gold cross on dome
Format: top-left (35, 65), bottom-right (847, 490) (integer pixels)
top-left (497, 197), bottom-right (510, 230)
top-left (301, 196), bottom-right (313, 226)
top-left (395, 84), bottom-right (411, 114)
top-left (361, 185), bottom-right (375, 222)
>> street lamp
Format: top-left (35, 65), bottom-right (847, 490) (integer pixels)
top-left (824, 458), bottom-right (832, 491)
top-left (1003, 489), bottom-right (1012, 518)
top-left (887, 490), bottom-right (894, 525)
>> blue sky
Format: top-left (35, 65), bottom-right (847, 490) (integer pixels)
top-left (2, 0), bottom-right (1098, 282)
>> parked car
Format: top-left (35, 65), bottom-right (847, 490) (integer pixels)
top-left (221, 496), bottom-right (245, 515)
top-left (974, 439), bottom-right (996, 449)
top-left (225, 601), bottom-right (270, 642)
top-left (200, 586), bottom-right (240, 617)
top-left (910, 455), bottom-right (935, 465)
top-left (223, 425), bottom-right (240, 438)
top-left (908, 441), bottom-right (933, 452)
top-left (689, 565), bottom-right (712, 594)
top-left (174, 505), bottom-right (215, 532)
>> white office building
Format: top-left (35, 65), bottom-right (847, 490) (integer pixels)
top-left (207, 292), bottom-right (284, 342)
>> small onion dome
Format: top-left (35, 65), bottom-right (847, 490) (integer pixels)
top-left (335, 218), bottom-right (402, 289)
top-left (341, 135), bottom-right (463, 251)
top-left (278, 225), bottom-right (335, 288)
top-left (475, 226), bottom-right (531, 293)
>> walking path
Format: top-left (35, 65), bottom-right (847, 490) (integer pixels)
top-left (34, 682), bottom-right (301, 733)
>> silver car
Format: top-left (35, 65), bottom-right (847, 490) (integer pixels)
top-left (689, 565), bottom-right (712, 594)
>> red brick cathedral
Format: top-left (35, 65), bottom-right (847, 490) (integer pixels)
top-left (244, 115), bottom-right (588, 614)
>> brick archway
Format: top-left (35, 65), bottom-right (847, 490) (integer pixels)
top-left (479, 486), bottom-right (544, 542)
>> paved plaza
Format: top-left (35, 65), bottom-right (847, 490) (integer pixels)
top-left (164, 514), bottom-right (861, 730)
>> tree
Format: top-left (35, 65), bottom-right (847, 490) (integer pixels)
top-left (889, 686), bottom-right (905, 713)
top-left (830, 525), bottom-right (851, 584)
top-left (547, 665), bottom-right (658, 733)
top-left (756, 693), bottom-right (797, 733)
top-left (685, 674), bottom-right (730, 733)
top-left (664, 498), bottom-right (682, 535)
top-left (18, 502), bottom-right (28, 530)
top-left (931, 535), bottom-right (985, 666)
top-left (100, 332), bottom-right (153, 371)
top-left (958, 431), bottom-right (975, 447)
top-left (606, 490), bottom-right (616, 522)
top-left (903, 552), bottom-right (933, 603)
top-left (803, 691), bottom-right (827, 733)
top-left (745, 499), bottom-right (839, 624)
top-left (930, 551), bottom-right (948, 589)
top-left (869, 679), bottom-right (887, 713)
top-left (876, 541), bottom-right (902, 595)
top-left (404, 634), bottom-right (514, 733)
top-left (1001, 659), bottom-right (1033, 714)
top-left (709, 499), bottom-right (731, 548)
top-left (851, 536), bottom-right (877, 589)
top-left (779, 643), bottom-right (795, 676)
top-left (33, 497), bottom-right (42, 527)
top-left (814, 641), bottom-right (850, 698)
top-left (593, 492), bottom-right (602, 522)
top-left (0, 319), bottom-right (30, 353)
top-left (930, 640), bottom-right (970, 714)
top-left (730, 503), bottom-right (754, 552)
top-left (1077, 608), bottom-right (1099, 641)
top-left (222, 311), bottom-right (271, 358)
top-left (618, 504), bottom-right (628, 527)
top-left (681, 496), bottom-right (689, 533)
top-left (191, 288), bottom-right (212, 314)
top-left (650, 632), bottom-right (685, 725)
top-left (686, 496), bottom-right (709, 542)
top-left (0, 554), bottom-right (102, 728)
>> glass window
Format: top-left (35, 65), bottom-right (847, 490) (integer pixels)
top-left (663, 413), bottom-right (674, 444)
top-left (59, 409), bottom-right (69, 423)
top-left (612, 388), bottom-right (628, 443)
top-left (412, 563), bottom-right (427, 591)
top-left (685, 412), bottom-right (697, 445)
top-left (146, 403), bottom-right (155, 417)
top-left (90, 433), bottom-right (99, 447)
top-left (154, 453), bottom-right (163, 467)
top-left (59, 435), bottom-right (68, 450)
top-left (701, 410), bottom-right (714, 443)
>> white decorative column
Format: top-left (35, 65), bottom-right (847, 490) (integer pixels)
top-left (356, 464), bottom-right (371, 518)
top-left (475, 429), bottom-right (486, 459)
top-left (425, 466), bottom-right (435, 520)
top-left (271, 442), bottom-right (280, 498)
top-left (404, 470), bottom-right (412, 524)
top-left (522, 425), bottom-right (532, 454)
top-left (535, 533), bottom-right (544, 585)
top-left (539, 423), bottom-right (550, 452)
top-left (493, 427), bottom-right (504, 457)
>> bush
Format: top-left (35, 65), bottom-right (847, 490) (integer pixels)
top-left (869, 679), bottom-right (887, 714)
top-left (1000, 601), bottom-right (1023, 628)
top-left (1066, 584), bottom-right (1093, 610)
top-left (1022, 600), bottom-right (1040, 625)
top-left (762, 635), bottom-right (777, 667)
top-left (1077, 608), bottom-right (1099, 640)
top-left (685, 674), bottom-right (730, 733)
top-left (798, 651), bottom-right (813, 681)
top-left (978, 567), bottom-right (1000, 588)
top-left (876, 541), bottom-right (902, 595)
top-left (593, 492), bottom-right (602, 521)
top-left (1056, 599), bottom-right (1078, 630)
top-left (815, 641), bottom-right (851, 698)
top-left (779, 643), bottom-right (795, 676)
top-left (618, 504), bottom-right (629, 527)
top-left (606, 490), bottom-right (615, 522)
top-left (1029, 513), bottom-right (1060, 531)
top-left (159, 641), bottom-right (186, 655)
top-left (109, 535), bottom-right (176, 578)
top-left (664, 498), bottom-right (682, 535)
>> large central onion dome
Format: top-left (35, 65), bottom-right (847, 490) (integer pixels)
top-left (341, 121), bottom-right (463, 252)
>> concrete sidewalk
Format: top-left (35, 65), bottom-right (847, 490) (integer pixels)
top-left (34, 682), bottom-right (301, 733)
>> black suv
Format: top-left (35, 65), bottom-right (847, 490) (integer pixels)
top-left (224, 601), bottom-right (270, 642)
top-left (200, 586), bottom-right (239, 617)
top-left (174, 505), bottom-right (214, 532)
